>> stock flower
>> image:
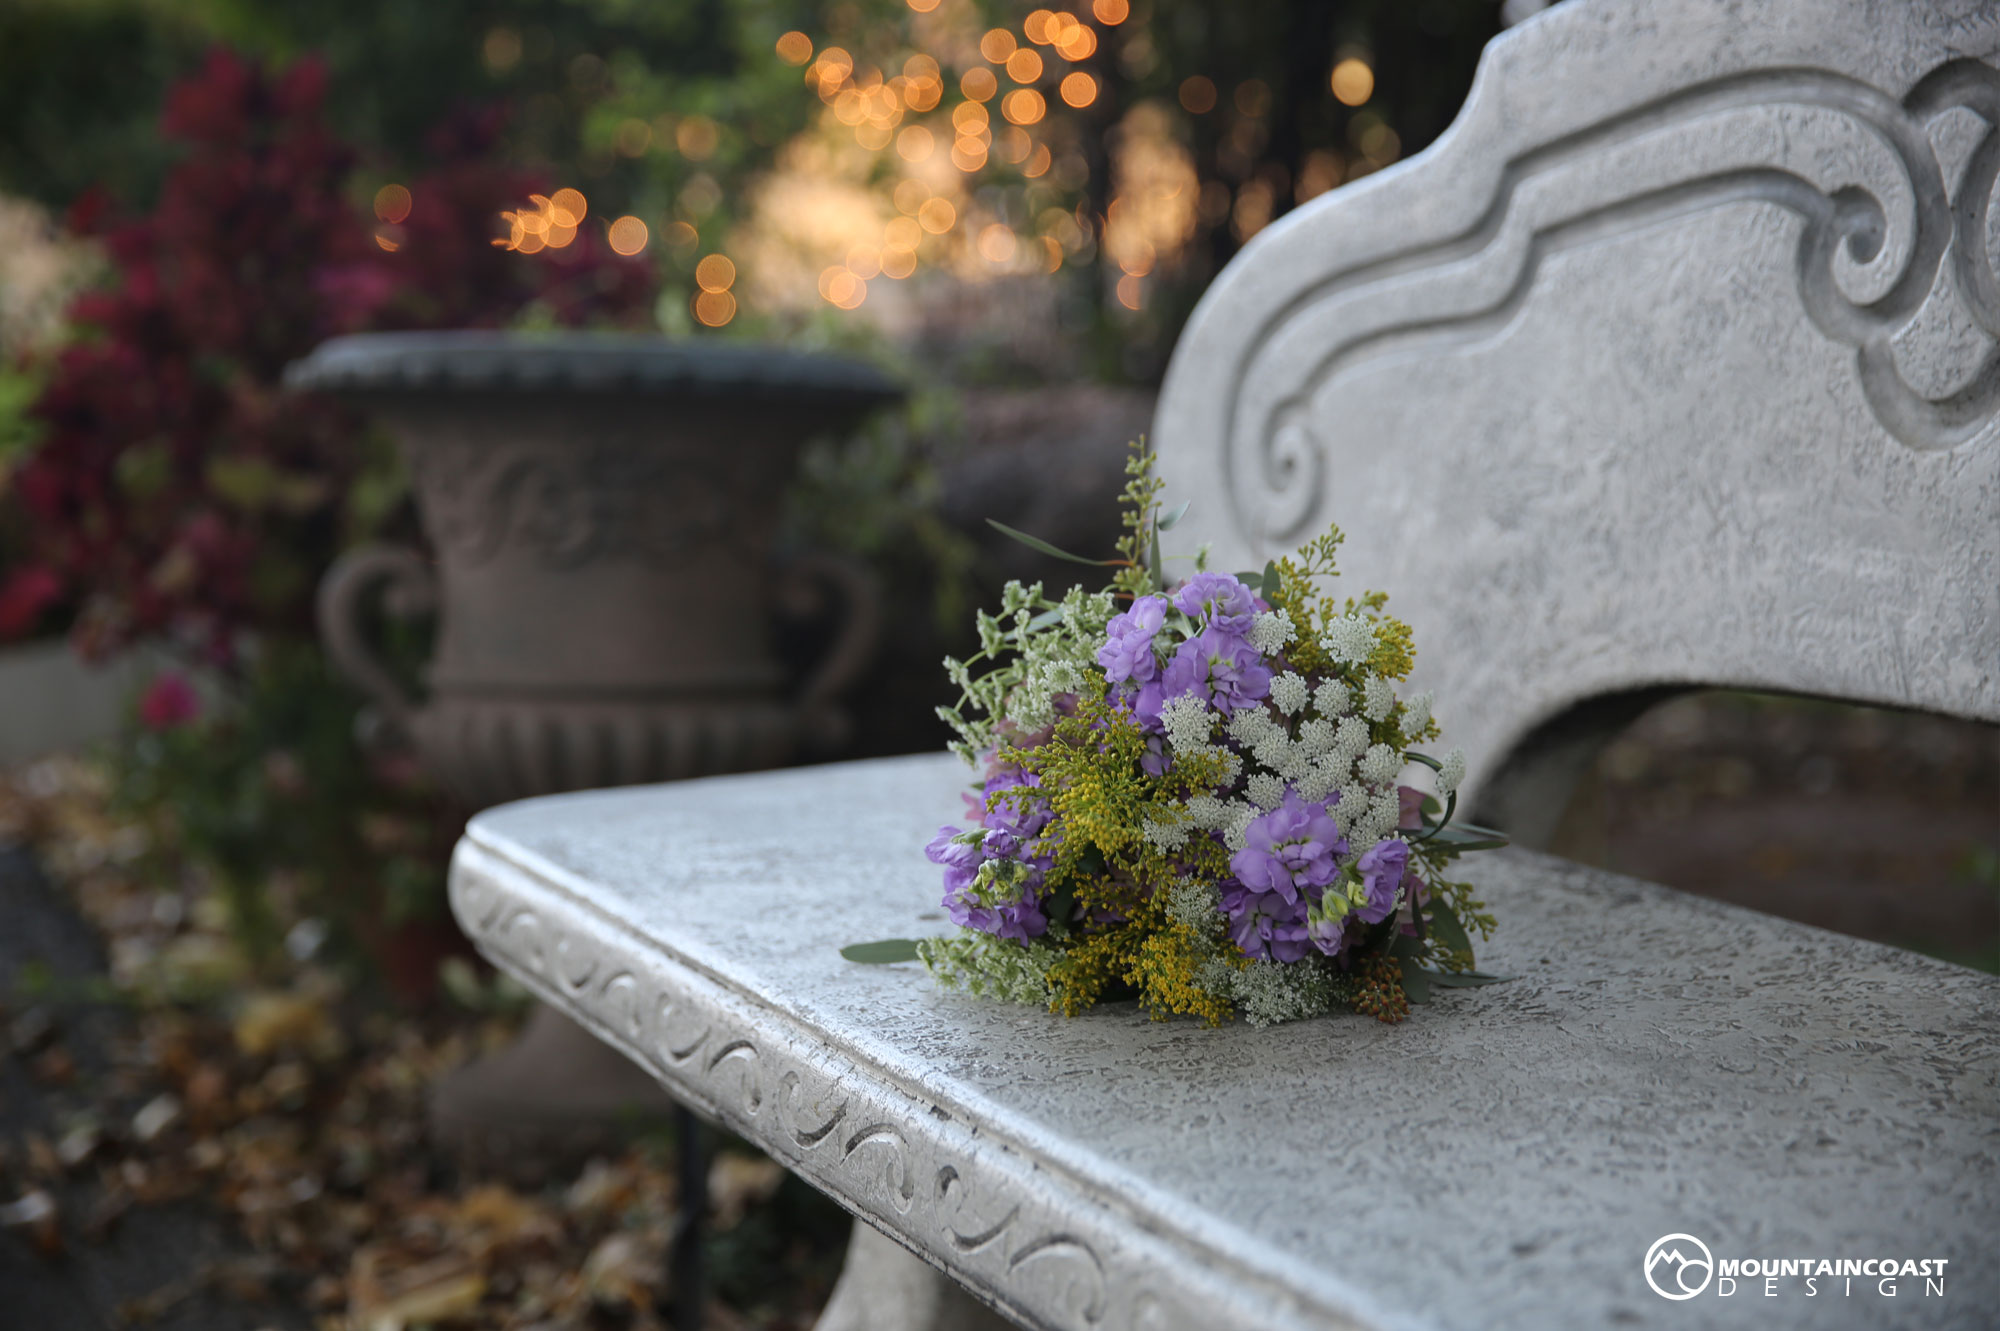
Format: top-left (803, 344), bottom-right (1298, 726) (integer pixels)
top-left (1096, 595), bottom-right (1168, 684)
top-left (1229, 791), bottom-right (1347, 905)
top-left (1354, 838), bottom-right (1410, 924)
top-left (1160, 629), bottom-right (1272, 715)
top-left (1174, 572), bottom-right (1257, 633)
top-left (1219, 883), bottom-right (1313, 963)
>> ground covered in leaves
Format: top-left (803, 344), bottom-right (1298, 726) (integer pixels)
top-left (0, 758), bottom-right (849, 1331)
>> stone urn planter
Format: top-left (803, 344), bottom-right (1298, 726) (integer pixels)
top-left (287, 331), bottom-right (899, 808)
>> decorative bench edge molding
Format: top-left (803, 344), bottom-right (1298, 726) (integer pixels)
top-left (449, 831), bottom-right (1398, 1331)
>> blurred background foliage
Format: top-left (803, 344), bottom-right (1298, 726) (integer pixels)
top-left (0, 0), bottom-right (1504, 976)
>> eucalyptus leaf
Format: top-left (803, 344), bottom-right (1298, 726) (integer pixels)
top-left (1260, 560), bottom-right (1280, 598)
top-left (1427, 901), bottom-right (1473, 955)
top-left (1397, 957), bottom-right (1433, 1004)
top-left (986, 519), bottom-right (1120, 567)
top-left (1155, 500), bottom-right (1192, 531)
top-left (1027, 608), bottom-right (1065, 629)
top-left (839, 939), bottom-right (924, 965)
top-left (1430, 823), bottom-right (1510, 853)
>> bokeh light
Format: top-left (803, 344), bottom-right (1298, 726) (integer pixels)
top-left (980, 29), bottom-right (1017, 63)
top-left (1054, 21), bottom-right (1097, 61)
top-left (695, 254), bottom-right (737, 292)
top-left (775, 31), bottom-right (813, 65)
top-left (1178, 76), bottom-right (1217, 114)
top-left (1060, 72), bottom-right (1097, 108)
top-left (1092, 0), bottom-right (1130, 23)
top-left (1331, 57), bottom-right (1374, 106)
top-left (1024, 10), bottom-right (1056, 44)
top-left (675, 117), bottom-right (720, 159)
top-left (1006, 49), bottom-right (1044, 84)
top-left (917, 197), bottom-right (957, 233)
top-left (897, 125), bottom-right (935, 160)
top-left (694, 289), bottom-right (736, 325)
top-left (615, 118), bottom-right (652, 156)
top-left (961, 67), bottom-right (998, 102)
top-left (373, 184), bottom-right (412, 224)
top-left (1002, 89), bottom-right (1046, 126)
top-left (548, 189), bottom-right (587, 227)
top-left (607, 215), bottom-right (649, 255)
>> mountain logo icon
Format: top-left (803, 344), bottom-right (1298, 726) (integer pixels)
top-left (1644, 1233), bottom-right (1715, 1299)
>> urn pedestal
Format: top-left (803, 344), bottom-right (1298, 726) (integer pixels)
top-left (289, 332), bottom-right (898, 808)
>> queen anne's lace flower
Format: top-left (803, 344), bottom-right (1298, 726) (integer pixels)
top-left (1227, 708), bottom-right (1279, 747)
top-left (1270, 671), bottom-right (1309, 715)
top-left (1437, 747), bottom-right (1467, 796)
top-left (1332, 716), bottom-right (1371, 766)
top-left (1246, 772), bottom-right (1287, 810)
top-left (1248, 609), bottom-right (1297, 655)
top-left (1160, 695), bottom-right (1214, 753)
top-left (1321, 614), bottom-right (1376, 666)
top-left (1314, 679), bottom-right (1350, 717)
top-left (1362, 674), bottom-right (1396, 722)
top-left (1358, 743), bottom-right (1402, 787)
top-left (1296, 718), bottom-right (1336, 758)
top-left (1403, 691), bottom-right (1433, 735)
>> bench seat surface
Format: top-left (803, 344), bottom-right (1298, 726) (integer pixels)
top-left (450, 753), bottom-right (1998, 1331)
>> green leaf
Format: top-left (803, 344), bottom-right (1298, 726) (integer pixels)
top-left (1260, 560), bottom-right (1280, 598)
top-left (1155, 500), bottom-right (1191, 531)
top-left (986, 519), bottom-right (1120, 567)
top-left (839, 939), bottom-right (924, 965)
top-left (1427, 901), bottom-right (1473, 955)
top-left (1027, 607), bottom-right (1065, 629)
top-left (1422, 969), bottom-right (1513, 988)
top-left (1396, 957), bottom-right (1432, 1004)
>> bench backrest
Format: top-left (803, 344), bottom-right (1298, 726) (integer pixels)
top-left (1155, 0), bottom-right (2000, 840)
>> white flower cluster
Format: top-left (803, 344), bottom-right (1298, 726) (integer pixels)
top-left (1247, 609), bottom-right (1297, 655)
top-left (1320, 614), bottom-right (1376, 666)
top-left (1161, 695), bottom-right (1216, 753)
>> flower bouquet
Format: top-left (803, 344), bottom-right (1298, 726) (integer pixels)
top-left (847, 448), bottom-right (1508, 1025)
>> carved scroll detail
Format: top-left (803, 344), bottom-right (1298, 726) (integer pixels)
top-left (1230, 61), bottom-right (2000, 543)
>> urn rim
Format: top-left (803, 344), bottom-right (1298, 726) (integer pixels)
top-left (283, 330), bottom-right (903, 408)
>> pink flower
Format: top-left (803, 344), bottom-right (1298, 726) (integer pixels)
top-left (138, 672), bottom-right (201, 730)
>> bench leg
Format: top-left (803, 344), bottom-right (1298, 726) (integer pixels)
top-left (814, 1220), bottom-right (1017, 1331)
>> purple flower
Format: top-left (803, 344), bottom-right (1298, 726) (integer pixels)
top-left (925, 826), bottom-right (983, 897)
top-left (1219, 883), bottom-right (1314, 962)
top-left (1096, 595), bottom-right (1169, 685)
top-left (1354, 838), bottom-right (1410, 924)
top-left (926, 770), bottom-right (1062, 944)
top-left (1174, 572), bottom-right (1257, 633)
top-left (1161, 629), bottom-right (1272, 715)
top-left (982, 769), bottom-right (1051, 843)
top-left (1229, 792), bottom-right (1347, 905)
top-left (1306, 907), bottom-right (1353, 959)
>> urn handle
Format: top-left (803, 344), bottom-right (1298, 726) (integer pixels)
top-left (779, 551), bottom-right (883, 749)
top-left (316, 543), bottom-right (438, 747)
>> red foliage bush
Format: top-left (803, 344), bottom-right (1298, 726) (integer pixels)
top-left (3, 49), bottom-right (655, 662)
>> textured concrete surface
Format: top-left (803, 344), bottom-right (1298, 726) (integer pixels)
top-left (1154, 0), bottom-right (2000, 822)
top-left (453, 756), bottom-right (2000, 1331)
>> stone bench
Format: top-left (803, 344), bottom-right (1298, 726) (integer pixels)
top-left (448, 0), bottom-right (2000, 1326)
